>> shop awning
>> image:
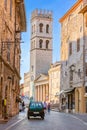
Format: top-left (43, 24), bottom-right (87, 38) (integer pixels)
top-left (63, 88), bottom-right (75, 93)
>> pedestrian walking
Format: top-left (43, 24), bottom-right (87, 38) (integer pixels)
top-left (43, 101), bottom-right (47, 114)
top-left (22, 101), bottom-right (25, 111)
top-left (43, 101), bottom-right (47, 109)
top-left (47, 102), bottom-right (50, 113)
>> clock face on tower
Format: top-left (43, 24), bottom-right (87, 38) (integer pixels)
top-left (31, 75), bottom-right (34, 81)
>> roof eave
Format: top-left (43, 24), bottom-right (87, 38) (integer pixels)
top-left (59, 0), bottom-right (82, 23)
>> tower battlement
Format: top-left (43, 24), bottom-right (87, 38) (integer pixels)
top-left (31, 9), bottom-right (53, 19)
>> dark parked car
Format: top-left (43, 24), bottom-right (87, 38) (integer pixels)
top-left (27, 101), bottom-right (45, 119)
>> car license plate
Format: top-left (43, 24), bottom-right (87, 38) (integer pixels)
top-left (33, 112), bottom-right (39, 114)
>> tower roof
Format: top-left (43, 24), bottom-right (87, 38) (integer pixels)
top-left (31, 9), bottom-right (53, 20)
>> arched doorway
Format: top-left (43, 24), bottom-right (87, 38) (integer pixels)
top-left (4, 85), bottom-right (8, 118)
top-left (4, 83), bottom-right (12, 117)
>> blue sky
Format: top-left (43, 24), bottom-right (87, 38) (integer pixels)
top-left (20, 0), bottom-right (76, 83)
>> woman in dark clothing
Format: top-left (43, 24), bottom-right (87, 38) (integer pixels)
top-left (22, 101), bottom-right (25, 111)
top-left (48, 103), bottom-right (50, 113)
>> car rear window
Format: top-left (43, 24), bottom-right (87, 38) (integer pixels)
top-left (30, 102), bottom-right (43, 108)
top-left (30, 103), bottom-right (35, 107)
top-left (36, 103), bottom-right (42, 108)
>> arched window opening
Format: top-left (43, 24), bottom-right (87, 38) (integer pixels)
top-left (39, 23), bottom-right (43, 32)
top-left (39, 39), bottom-right (43, 48)
top-left (46, 40), bottom-right (49, 49)
top-left (46, 24), bottom-right (49, 33)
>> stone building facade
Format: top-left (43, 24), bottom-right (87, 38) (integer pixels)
top-left (30, 9), bottom-right (53, 100)
top-left (20, 83), bottom-right (24, 96)
top-left (0, 0), bottom-right (26, 120)
top-left (59, 0), bottom-right (87, 113)
top-left (24, 72), bottom-right (30, 97)
top-left (48, 62), bottom-right (61, 104)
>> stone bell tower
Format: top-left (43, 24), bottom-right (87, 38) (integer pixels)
top-left (30, 9), bottom-right (53, 79)
top-left (30, 9), bottom-right (53, 99)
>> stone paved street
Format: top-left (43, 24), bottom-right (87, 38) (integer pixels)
top-left (0, 111), bottom-right (87, 130)
top-left (0, 110), bottom-right (26, 130)
top-left (52, 109), bottom-right (87, 123)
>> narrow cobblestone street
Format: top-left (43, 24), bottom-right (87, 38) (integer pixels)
top-left (0, 0), bottom-right (87, 130)
top-left (0, 110), bottom-right (87, 130)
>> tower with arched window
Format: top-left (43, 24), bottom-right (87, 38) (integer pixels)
top-left (30, 9), bottom-right (53, 85)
